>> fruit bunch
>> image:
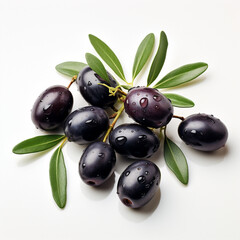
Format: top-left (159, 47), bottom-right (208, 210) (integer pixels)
top-left (12, 32), bottom-right (228, 209)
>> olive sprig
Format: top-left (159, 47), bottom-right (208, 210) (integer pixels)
top-left (86, 32), bottom-right (207, 107)
top-left (83, 32), bottom-right (207, 186)
top-left (12, 31), bottom-right (211, 210)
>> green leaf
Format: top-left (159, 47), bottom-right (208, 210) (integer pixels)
top-left (49, 146), bottom-right (67, 209)
top-left (85, 53), bottom-right (110, 83)
top-left (164, 137), bottom-right (188, 185)
top-left (55, 61), bottom-right (87, 77)
top-left (153, 62), bottom-right (208, 89)
top-left (163, 93), bottom-right (195, 108)
top-left (89, 34), bottom-right (126, 82)
top-left (132, 33), bottom-right (155, 80)
top-left (12, 135), bottom-right (65, 154)
top-left (147, 31), bottom-right (168, 86)
top-left (121, 85), bottom-right (132, 90)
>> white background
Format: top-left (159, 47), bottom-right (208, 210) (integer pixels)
top-left (1, 0), bottom-right (240, 239)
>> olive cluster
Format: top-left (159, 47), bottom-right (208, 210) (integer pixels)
top-left (31, 66), bottom-right (228, 209)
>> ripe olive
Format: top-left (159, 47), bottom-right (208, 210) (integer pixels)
top-left (79, 142), bottom-right (116, 186)
top-left (31, 85), bottom-right (73, 131)
top-left (77, 66), bottom-right (119, 108)
top-left (64, 106), bottom-right (109, 144)
top-left (124, 87), bottom-right (173, 128)
top-left (178, 113), bottom-right (228, 151)
top-left (117, 160), bottom-right (160, 208)
top-left (109, 123), bottom-right (160, 159)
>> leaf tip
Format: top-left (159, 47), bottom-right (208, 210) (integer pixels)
top-left (55, 64), bottom-right (60, 71)
top-left (12, 144), bottom-right (23, 154)
top-left (12, 146), bottom-right (17, 154)
top-left (181, 177), bottom-right (189, 185)
top-left (199, 62), bottom-right (208, 70)
top-left (58, 202), bottom-right (66, 209)
top-left (85, 52), bottom-right (90, 58)
top-left (149, 33), bottom-right (155, 38)
top-left (161, 30), bottom-right (168, 39)
top-left (200, 62), bottom-right (208, 74)
top-left (88, 34), bottom-right (96, 41)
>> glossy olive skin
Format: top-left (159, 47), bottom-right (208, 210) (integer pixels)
top-left (109, 123), bottom-right (160, 159)
top-left (31, 85), bottom-right (73, 131)
top-left (64, 106), bottom-right (109, 144)
top-left (178, 113), bottom-right (228, 151)
top-left (79, 142), bottom-right (116, 186)
top-left (77, 66), bottom-right (119, 108)
top-left (124, 87), bottom-right (173, 128)
top-left (117, 160), bottom-right (160, 208)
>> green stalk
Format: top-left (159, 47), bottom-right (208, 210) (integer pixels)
top-left (103, 103), bottom-right (125, 142)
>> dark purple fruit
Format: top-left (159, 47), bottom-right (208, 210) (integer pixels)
top-left (117, 160), bottom-right (160, 208)
top-left (109, 123), bottom-right (160, 159)
top-left (178, 113), bottom-right (228, 151)
top-left (64, 106), bottom-right (109, 144)
top-left (31, 85), bottom-right (73, 131)
top-left (77, 66), bottom-right (119, 108)
top-left (79, 142), bottom-right (116, 186)
top-left (124, 87), bottom-right (173, 128)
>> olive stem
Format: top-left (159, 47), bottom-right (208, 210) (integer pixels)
top-left (158, 128), bottom-right (164, 140)
top-left (60, 136), bottom-right (68, 149)
top-left (119, 96), bottom-right (126, 102)
top-left (98, 83), bottom-right (127, 96)
top-left (173, 115), bottom-right (185, 121)
top-left (67, 75), bottom-right (77, 89)
top-left (163, 126), bottom-right (167, 138)
top-left (109, 112), bottom-right (118, 119)
top-left (103, 103), bottom-right (125, 143)
top-left (118, 89), bottom-right (127, 96)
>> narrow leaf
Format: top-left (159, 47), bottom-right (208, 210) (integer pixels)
top-left (12, 135), bottom-right (65, 154)
top-left (89, 34), bottom-right (126, 82)
top-left (147, 31), bottom-right (168, 86)
top-left (163, 93), bottom-right (195, 108)
top-left (164, 137), bottom-right (188, 184)
top-left (121, 85), bottom-right (132, 90)
top-left (153, 62), bottom-right (208, 89)
top-left (49, 146), bottom-right (67, 209)
top-left (85, 53), bottom-right (110, 83)
top-left (132, 33), bottom-right (155, 80)
top-left (55, 61), bottom-right (87, 77)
